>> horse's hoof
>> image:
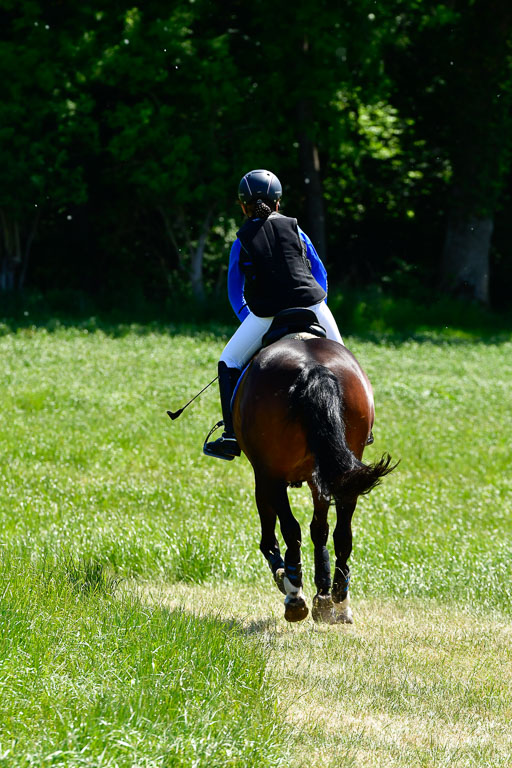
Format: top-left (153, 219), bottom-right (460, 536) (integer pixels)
top-left (274, 568), bottom-right (287, 595)
top-left (284, 598), bottom-right (309, 623)
top-left (312, 594), bottom-right (337, 624)
top-left (333, 596), bottom-right (354, 624)
top-left (333, 609), bottom-right (354, 624)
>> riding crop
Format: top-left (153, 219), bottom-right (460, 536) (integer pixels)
top-left (167, 376), bottom-right (218, 420)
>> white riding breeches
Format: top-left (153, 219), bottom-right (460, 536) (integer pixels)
top-left (219, 300), bottom-right (344, 369)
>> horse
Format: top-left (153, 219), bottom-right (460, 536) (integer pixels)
top-left (232, 335), bottom-right (396, 624)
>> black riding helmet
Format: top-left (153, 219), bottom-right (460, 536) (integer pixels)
top-left (238, 169), bottom-right (282, 205)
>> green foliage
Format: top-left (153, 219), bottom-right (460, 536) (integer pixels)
top-left (385, 0), bottom-right (512, 217)
top-left (1, 0), bottom-right (512, 302)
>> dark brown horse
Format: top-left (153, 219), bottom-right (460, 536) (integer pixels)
top-left (232, 337), bottom-right (395, 623)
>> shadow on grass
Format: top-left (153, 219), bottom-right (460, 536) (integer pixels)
top-left (2, 316), bottom-right (511, 346)
top-left (0, 314), bottom-right (237, 341)
top-left (1, 287), bottom-right (512, 344)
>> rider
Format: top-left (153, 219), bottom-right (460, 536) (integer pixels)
top-left (204, 168), bottom-right (344, 461)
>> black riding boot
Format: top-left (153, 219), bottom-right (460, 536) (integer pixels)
top-left (203, 362), bottom-right (241, 460)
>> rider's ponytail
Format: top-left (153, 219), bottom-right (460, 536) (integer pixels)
top-left (253, 199), bottom-right (272, 219)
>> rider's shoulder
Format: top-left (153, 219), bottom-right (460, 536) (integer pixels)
top-left (268, 212), bottom-right (300, 229)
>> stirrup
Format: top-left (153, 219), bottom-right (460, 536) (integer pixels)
top-left (203, 421), bottom-right (241, 461)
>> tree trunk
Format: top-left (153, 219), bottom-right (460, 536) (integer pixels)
top-left (189, 209), bottom-right (213, 302)
top-left (158, 205), bottom-right (184, 272)
top-left (436, 3), bottom-right (512, 306)
top-left (18, 210), bottom-right (41, 291)
top-left (297, 116), bottom-right (327, 261)
top-left (441, 215), bottom-right (493, 304)
top-left (0, 210), bottom-right (39, 292)
top-left (0, 210), bottom-right (17, 291)
top-left (297, 36), bottom-right (327, 261)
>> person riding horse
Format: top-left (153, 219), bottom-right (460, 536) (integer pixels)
top-left (204, 169), bottom-right (344, 461)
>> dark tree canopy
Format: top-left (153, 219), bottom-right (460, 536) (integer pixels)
top-left (1, 0), bottom-right (511, 308)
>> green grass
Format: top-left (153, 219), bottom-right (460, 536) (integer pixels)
top-left (1, 324), bottom-right (510, 607)
top-left (0, 321), bottom-right (511, 766)
top-left (0, 554), bottom-right (284, 767)
top-left (353, 337), bottom-right (512, 610)
top-left (148, 583), bottom-right (512, 768)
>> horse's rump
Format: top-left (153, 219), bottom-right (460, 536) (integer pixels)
top-left (233, 338), bottom-right (393, 498)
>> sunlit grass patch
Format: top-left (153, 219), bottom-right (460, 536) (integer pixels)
top-left (150, 582), bottom-right (512, 768)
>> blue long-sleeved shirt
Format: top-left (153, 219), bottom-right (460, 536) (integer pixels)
top-left (227, 225), bottom-right (328, 322)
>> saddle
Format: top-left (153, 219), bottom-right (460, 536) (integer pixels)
top-left (204, 309), bottom-right (328, 460)
top-left (261, 308), bottom-right (327, 348)
top-left (229, 308), bottom-right (327, 412)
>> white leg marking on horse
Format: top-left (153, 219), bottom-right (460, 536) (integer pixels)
top-left (334, 592), bottom-right (353, 622)
top-left (283, 576), bottom-right (305, 604)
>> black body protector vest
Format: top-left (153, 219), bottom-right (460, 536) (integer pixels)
top-left (236, 212), bottom-right (326, 317)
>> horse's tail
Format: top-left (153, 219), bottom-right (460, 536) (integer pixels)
top-left (289, 363), bottom-right (396, 500)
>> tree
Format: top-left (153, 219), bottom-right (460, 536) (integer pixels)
top-left (0, 2), bottom-right (96, 291)
top-left (439, 1), bottom-right (512, 303)
top-left (82, 3), bottom-right (253, 301)
top-left (216, 0), bottom-right (390, 264)
top-left (386, 0), bottom-right (512, 303)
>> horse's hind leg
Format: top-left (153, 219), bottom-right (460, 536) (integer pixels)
top-left (255, 473), bottom-right (308, 622)
top-left (308, 483), bottom-right (337, 624)
top-left (331, 499), bottom-right (357, 624)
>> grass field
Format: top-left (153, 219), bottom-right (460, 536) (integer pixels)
top-left (0, 319), bottom-right (511, 767)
